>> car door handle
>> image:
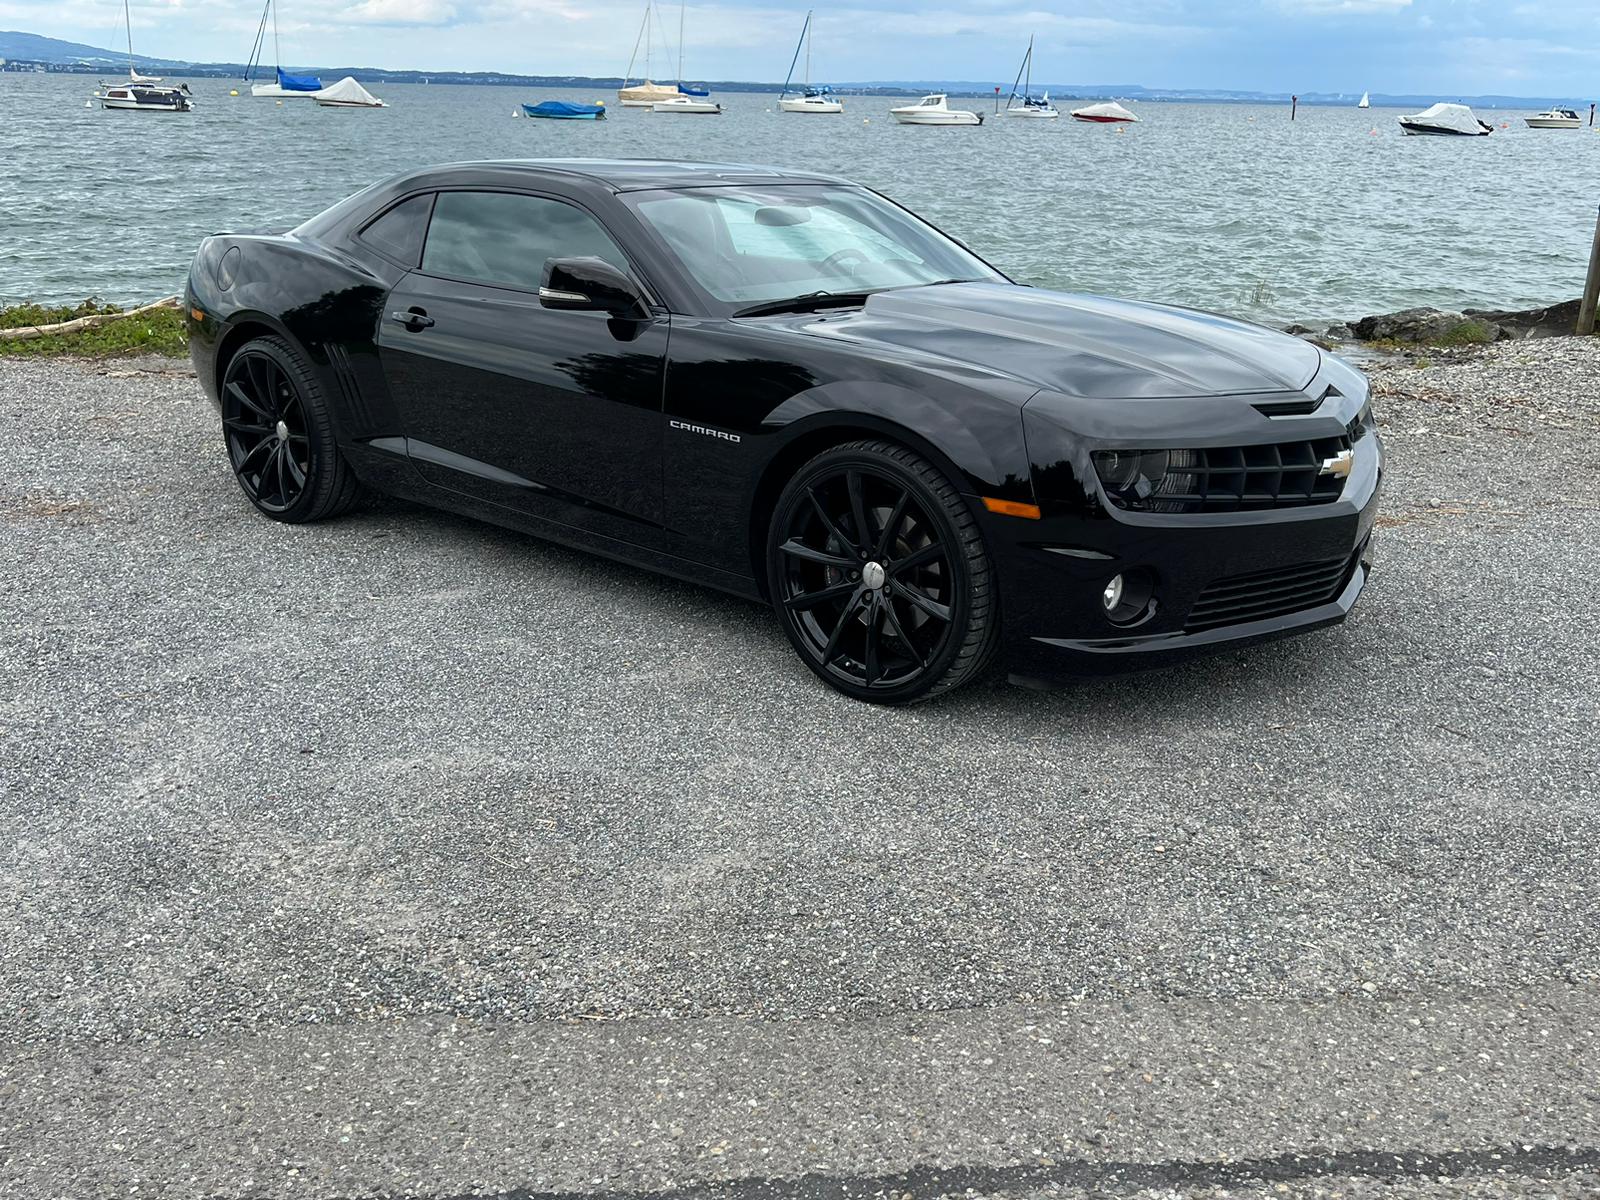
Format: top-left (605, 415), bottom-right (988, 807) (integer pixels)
top-left (388, 309), bottom-right (435, 331)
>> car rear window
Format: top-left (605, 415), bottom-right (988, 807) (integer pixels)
top-left (358, 194), bottom-right (433, 267)
top-left (420, 191), bottom-right (628, 291)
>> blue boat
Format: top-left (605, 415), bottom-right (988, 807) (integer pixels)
top-left (521, 100), bottom-right (607, 120)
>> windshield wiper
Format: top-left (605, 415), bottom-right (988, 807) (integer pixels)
top-left (733, 291), bottom-right (876, 319)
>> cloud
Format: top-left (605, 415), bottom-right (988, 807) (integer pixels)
top-left (1269, 0), bottom-right (1411, 11)
top-left (341, 0), bottom-right (457, 25)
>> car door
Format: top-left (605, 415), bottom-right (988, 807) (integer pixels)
top-left (376, 188), bottom-right (669, 542)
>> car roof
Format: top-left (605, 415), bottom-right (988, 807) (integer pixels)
top-left (404, 159), bottom-right (853, 193)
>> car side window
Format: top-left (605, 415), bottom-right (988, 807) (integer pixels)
top-left (420, 191), bottom-right (630, 292)
top-left (358, 194), bottom-right (434, 267)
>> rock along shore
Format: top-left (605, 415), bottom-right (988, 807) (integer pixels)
top-left (1288, 297), bottom-right (1588, 349)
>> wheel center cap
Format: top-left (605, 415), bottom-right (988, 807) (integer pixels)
top-left (275, 419), bottom-right (289, 441)
top-left (862, 561), bottom-right (886, 590)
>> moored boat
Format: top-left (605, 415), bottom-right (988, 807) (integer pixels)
top-left (1525, 107), bottom-right (1581, 129)
top-left (889, 94), bottom-right (981, 125)
top-left (1071, 100), bottom-right (1138, 124)
top-left (778, 11), bottom-right (842, 113)
top-left (652, 95), bottom-right (721, 114)
top-left (242, 0), bottom-right (322, 97)
top-left (1003, 37), bottom-right (1057, 118)
top-left (97, 78), bottom-right (194, 111)
top-left (315, 77), bottom-right (387, 108)
top-left (96, 0), bottom-right (193, 112)
top-left (1398, 102), bottom-right (1491, 136)
top-left (522, 99), bottom-right (607, 120)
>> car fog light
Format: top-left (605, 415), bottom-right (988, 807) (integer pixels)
top-left (1102, 574), bottom-right (1124, 612)
top-left (1100, 567), bottom-right (1156, 627)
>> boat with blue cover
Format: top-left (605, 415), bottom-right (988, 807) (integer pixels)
top-left (242, 0), bottom-right (323, 97)
top-left (522, 100), bottom-right (607, 120)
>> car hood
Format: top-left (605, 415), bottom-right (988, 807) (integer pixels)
top-left (811, 282), bottom-right (1322, 399)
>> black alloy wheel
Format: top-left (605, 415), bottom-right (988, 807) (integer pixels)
top-left (768, 439), bottom-right (1000, 704)
top-left (220, 335), bottom-right (362, 523)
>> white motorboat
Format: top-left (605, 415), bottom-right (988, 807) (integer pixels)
top-left (241, 0), bottom-right (322, 97)
top-left (889, 94), bottom-right (981, 125)
top-left (95, 0), bottom-right (193, 112)
top-left (1071, 100), bottom-right (1138, 124)
top-left (652, 95), bottom-right (722, 114)
top-left (1398, 102), bottom-right (1491, 136)
top-left (1358, 91), bottom-right (1370, 109)
top-left (777, 11), bottom-right (842, 113)
top-left (1525, 107), bottom-right (1582, 129)
top-left (315, 76), bottom-right (387, 108)
top-left (1003, 37), bottom-right (1057, 118)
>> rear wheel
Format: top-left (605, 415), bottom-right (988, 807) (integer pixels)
top-left (767, 439), bottom-right (1000, 704)
top-left (220, 335), bottom-right (361, 523)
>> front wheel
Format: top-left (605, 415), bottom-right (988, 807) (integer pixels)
top-left (766, 439), bottom-right (1000, 704)
top-left (220, 335), bottom-right (362, 523)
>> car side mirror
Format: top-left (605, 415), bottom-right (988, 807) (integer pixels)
top-left (539, 257), bottom-right (646, 319)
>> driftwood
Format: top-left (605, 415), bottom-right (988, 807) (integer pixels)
top-left (0, 296), bottom-right (181, 343)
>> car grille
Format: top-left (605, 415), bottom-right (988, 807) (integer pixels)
top-left (1185, 553), bottom-right (1356, 632)
top-left (1153, 432), bottom-right (1353, 513)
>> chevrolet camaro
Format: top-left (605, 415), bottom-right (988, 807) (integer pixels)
top-left (185, 159), bottom-right (1382, 704)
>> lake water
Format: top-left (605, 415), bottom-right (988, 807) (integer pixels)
top-left (4, 71), bottom-right (1599, 322)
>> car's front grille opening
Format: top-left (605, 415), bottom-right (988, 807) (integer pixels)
top-left (1184, 553), bottom-right (1356, 632)
top-left (1155, 434), bottom-right (1352, 513)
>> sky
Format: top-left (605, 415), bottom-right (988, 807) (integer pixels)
top-left (4, 0), bottom-right (1596, 95)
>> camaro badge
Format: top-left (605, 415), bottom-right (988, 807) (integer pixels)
top-left (669, 419), bottom-right (741, 444)
top-left (1319, 449), bottom-right (1354, 479)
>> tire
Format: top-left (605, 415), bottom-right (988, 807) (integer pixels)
top-left (219, 335), bottom-right (362, 524)
top-left (766, 439), bottom-right (1000, 704)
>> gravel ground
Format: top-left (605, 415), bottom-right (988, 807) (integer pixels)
top-left (2, 340), bottom-right (1599, 1199)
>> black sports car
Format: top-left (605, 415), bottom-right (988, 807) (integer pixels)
top-left (185, 159), bottom-right (1381, 703)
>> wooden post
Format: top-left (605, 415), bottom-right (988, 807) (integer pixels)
top-left (1590, 102), bottom-right (1596, 128)
top-left (1578, 206), bottom-right (1600, 335)
top-left (994, 86), bottom-right (1000, 114)
top-left (1291, 94), bottom-right (1298, 121)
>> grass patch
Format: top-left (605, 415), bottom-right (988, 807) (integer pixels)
top-left (0, 299), bottom-right (187, 359)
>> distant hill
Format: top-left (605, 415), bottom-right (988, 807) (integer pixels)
top-left (2, 28), bottom-right (1589, 106)
top-left (0, 29), bottom-right (181, 68)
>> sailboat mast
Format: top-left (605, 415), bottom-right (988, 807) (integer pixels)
top-left (624, 5), bottom-right (647, 86)
top-left (124, 0), bottom-right (135, 76)
top-left (779, 9), bottom-right (807, 99)
top-left (272, 0), bottom-right (280, 72)
top-left (1024, 35), bottom-right (1031, 97)
top-left (804, 14), bottom-right (810, 86)
top-left (677, 0), bottom-right (684, 84)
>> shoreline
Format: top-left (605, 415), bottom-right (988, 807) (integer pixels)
top-left (1, 294), bottom-right (1589, 364)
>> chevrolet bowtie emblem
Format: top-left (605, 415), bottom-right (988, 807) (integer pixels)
top-left (1319, 449), bottom-right (1354, 479)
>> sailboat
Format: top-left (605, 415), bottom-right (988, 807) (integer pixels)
top-left (652, 0), bottom-right (720, 113)
top-left (1003, 35), bottom-right (1057, 118)
top-left (618, 3), bottom-right (680, 107)
top-left (1358, 91), bottom-right (1371, 109)
top-left (778, 10), bottom-right (842, 113)
top-left (94, 0), bottom-right (193, 111)
top-left (243, 0), bottom-right (323, 97)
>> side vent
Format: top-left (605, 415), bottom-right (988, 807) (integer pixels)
top-left (325, 343), bottom-right (377, 438)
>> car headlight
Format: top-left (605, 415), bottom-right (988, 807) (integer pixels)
top-left (1092, 449), bottom-right (1200, 512)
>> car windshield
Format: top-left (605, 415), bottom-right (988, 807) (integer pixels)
top-left (623, 184), bottom-right (1004, 311)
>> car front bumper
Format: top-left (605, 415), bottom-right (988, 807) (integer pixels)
top-left (986, 435), bottom-right (1382, 683)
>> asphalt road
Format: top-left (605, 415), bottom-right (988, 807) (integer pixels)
top-left (2, 343), bottom-right (1598, 1199)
